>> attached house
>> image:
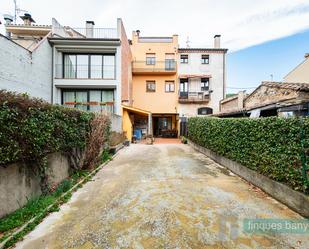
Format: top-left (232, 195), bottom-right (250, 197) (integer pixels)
top-left (2, 14), bottom-right (132, 132)
top-left (1, 14), bottom-right (52, 102)
top-left (284, 53), bottom-right (309, 83)
top-left (178, 35), bottom-right (228, 118)
top-left (49, 18), bottom-right (132, 125)
top-left (128, 31), bottom-right (179, 138)
top-left (218, 82), bottom-right (309, 117)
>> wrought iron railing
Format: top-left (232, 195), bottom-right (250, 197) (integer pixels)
top-left (179, 91), bottom-right (210, 102)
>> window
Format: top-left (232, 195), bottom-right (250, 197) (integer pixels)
top-left (198, 107), bottom-right (213, 115)
top-left (146, 81), bottom-right (156, 92)
top-left (62, 89), bottom-right (114, 113)
top-left (63, 54), bottom-right (115, 79)
top-left (201, 78), bottom-right (209, 91)
top-left (146, 53), bottom-right (156, 65)
top-left (165, 53), bottom-right (175, 70)
top-left (165, 81), bottom-right (175, 92)
top-left (201, 54), bottom-right (209, 64)
top-left (180, 54), bottom-right (188, 63)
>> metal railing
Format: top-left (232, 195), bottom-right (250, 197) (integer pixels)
top-left (178, 91), bottom-right (210, 102)
top-left (53, 27), bottom-right (118, 39)
top-left (55, 64), bottom-right (116, 79)
top-left (132, 60), bottom-right (177, 73)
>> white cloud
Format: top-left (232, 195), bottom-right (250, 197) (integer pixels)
top-left (1, 0), bottom-right (309, 51)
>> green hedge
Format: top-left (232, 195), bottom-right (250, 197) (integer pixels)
top-left (0, 91), bottom-right (93, 166)
top-left (188, 117), bottom-right (309, 193)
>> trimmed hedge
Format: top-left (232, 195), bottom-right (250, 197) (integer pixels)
top-left (0, 90), bottom-right (93, 165)
top-left (188, 117), bottom-right (309, 193)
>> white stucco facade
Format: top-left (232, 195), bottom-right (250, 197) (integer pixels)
top-left (178, 48), bottom-right (227, 116)
top-left (0, 34), bottom-right (52, 102)
top-left (50, 19), bottom-right (125, 116)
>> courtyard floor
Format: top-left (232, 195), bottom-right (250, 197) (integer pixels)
top-left (15, 144), bottom-right (308, 249)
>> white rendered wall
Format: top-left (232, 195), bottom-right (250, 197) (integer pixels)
top-left (178, 52), bottom-right (226, 115)
top-left (0, 35), bottom-right (52, 102)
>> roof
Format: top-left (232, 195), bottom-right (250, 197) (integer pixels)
top-left (178, 48), bottom-right (228, 53)
top-left (261, 81), bottom-right (309, 91)
top-left (122, 105), bottom-right (151, 115)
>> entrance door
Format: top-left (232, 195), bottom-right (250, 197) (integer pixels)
top-left (153, 117), bottom-right (172, 137)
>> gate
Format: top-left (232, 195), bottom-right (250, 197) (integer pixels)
top-left (179, 117), bottom-right (188, 137)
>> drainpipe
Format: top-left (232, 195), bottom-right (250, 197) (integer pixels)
top-left (51, 46), bottom-right (54, 104)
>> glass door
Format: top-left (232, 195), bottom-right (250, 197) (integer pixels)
top-left (180, 79), bottom-right (188, 98)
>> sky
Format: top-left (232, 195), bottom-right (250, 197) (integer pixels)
top-left (1, 0), bottom-right (309, 93)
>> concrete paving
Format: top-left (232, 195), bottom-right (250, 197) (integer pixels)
top-left (15, 144), bottom-right (308, 249)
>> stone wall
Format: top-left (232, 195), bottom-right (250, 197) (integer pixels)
top-left (0, 152), bottom-right (70, 218)
top-left (0, 34), bottom-right (52, 102)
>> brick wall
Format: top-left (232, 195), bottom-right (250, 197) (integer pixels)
top-left (120, 20), bottom-right (132, 105)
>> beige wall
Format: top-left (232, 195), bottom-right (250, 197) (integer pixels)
top-left (132, 75), bottom-right (178, 113)
top-left (131, 32), bottom-right (178, 114)
top-left (284, 56), bottom-right (309, 83)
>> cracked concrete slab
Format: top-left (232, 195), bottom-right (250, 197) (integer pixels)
top-left (15, 144), bottom-right (309, 249)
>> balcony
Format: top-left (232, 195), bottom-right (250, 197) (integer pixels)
top-left (55, 64), bottom-right (116, 79)
top-left (178, 91), bottom-right (210, 104)
top-left (52, 27), bottom-right (118, 39)
top-left (132, 60), bottom-right (177, 75)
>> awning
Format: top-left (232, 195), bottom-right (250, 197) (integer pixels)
top-left (179, 74), bottom-right (212, 79)
top-left (122, 105), bottom-right (151, 116)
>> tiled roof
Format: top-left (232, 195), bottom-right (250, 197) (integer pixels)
top-left (261, 81), bottom-right (309, 91)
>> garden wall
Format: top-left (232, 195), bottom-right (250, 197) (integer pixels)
top-left (0, 152), bottom-right (70, 218)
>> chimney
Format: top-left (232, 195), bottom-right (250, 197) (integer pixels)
top-left (3, 14), bottom-right (13, 38)
top-left (86, 21), bottom-right (95, 38)
top-left (214, 34), bottom-right (221, 48)
top-left (136, 30), bottom-right (140, 36)
top-left (20, 13), bottom-right (35, 26)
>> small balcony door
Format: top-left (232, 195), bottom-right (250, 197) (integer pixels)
top-left (179, 78), bottom-right (188, 98)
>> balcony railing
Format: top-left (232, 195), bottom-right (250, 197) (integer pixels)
top-left (55, 64), bottom-right (116, 79)
top-left (132, 60), bottom-right (177, 74)
top-left (178, 91), bottom-right (210, 103)
top-left (53, 27), bottom-right (118, 39)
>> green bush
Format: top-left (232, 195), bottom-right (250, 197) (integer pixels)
top-left (0, 91), bottom-right (93, 165)
top-left (188, 117), bottom-right (309, 193)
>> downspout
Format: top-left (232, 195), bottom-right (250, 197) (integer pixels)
top-left (51, 45), bottom-right (54, 104)
top-left (223, 52), bottom-right (226, 98)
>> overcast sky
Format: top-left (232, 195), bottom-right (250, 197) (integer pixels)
top-left (1, 0), bottom-right (309, 51)
top-left (1, 0), bottom-right (309, 92)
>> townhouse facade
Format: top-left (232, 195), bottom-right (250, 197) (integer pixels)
top-left (178, 35), bottom-right (228, 117)
top-left (129, 31), bottom-right (179, 137)
top-left (49, 18), bottom-right (132, 119)
top-left (2, 14), bottom-right (132, 131)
